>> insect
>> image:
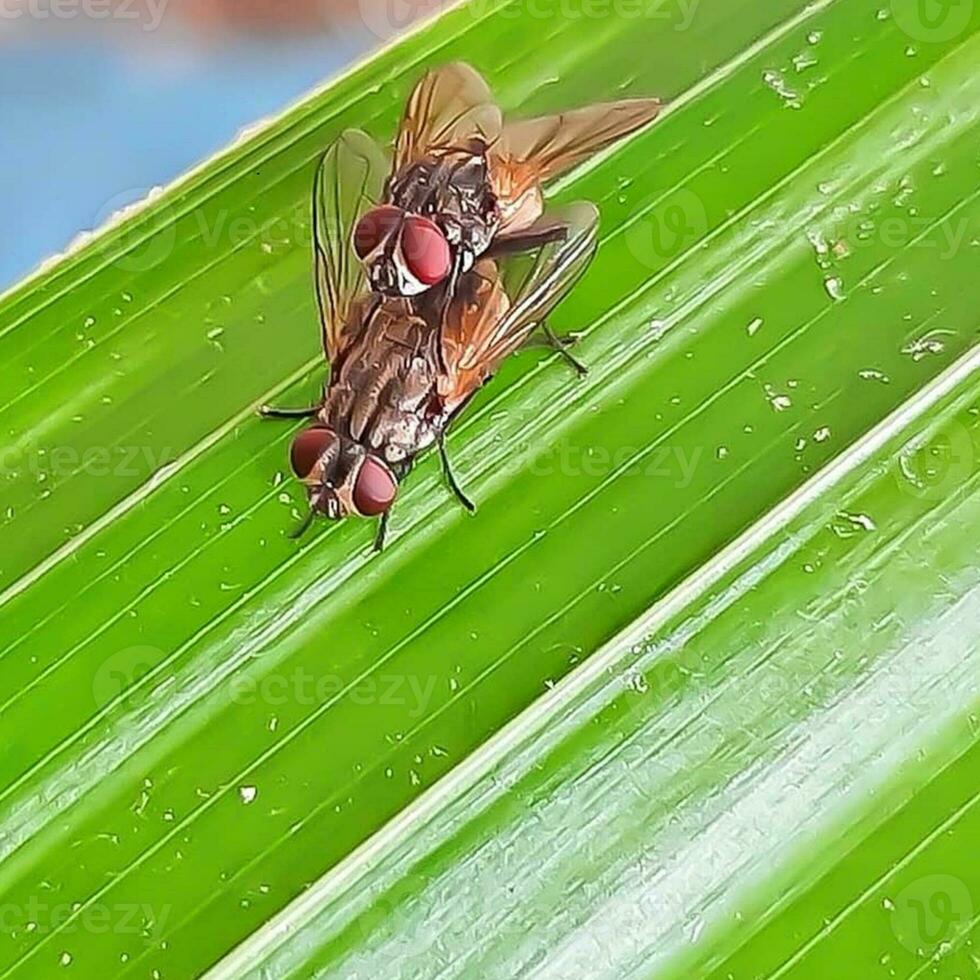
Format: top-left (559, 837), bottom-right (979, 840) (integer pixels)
top-left (261, 130), bottom-right (599, 547)
top-left (353, 62), bottom-right (659, 302)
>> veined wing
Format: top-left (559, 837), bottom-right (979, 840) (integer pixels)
top-left (439, 201), bottom-right (599, 410)
top-left (490, 99), bottom-right (661, 231)
top-left (313, 129), bottom-right (389, 362)
top-left (394, 62), bottom-right (502, 172)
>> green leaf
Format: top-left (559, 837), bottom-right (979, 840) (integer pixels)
top-left (0, 0), bottom-right (977, 975)
top-left (212, 349), bottom-right (980, 979)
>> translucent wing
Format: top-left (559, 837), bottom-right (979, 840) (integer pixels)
top-left (394, 62), bottom-right (502, 171)
top-left (313, 129), bottom-right (389, 362)
top-left (490, 99), bottom-right (661, 232)
top-left (439, 201), bottom-right (599, 410)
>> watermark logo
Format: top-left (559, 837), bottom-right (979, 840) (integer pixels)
top-left (889, 874), bottom-right (972, 953)
top-left (624, 189), bottom-right (708, 269)
top-left (357, 0), bottom-right (451, 41)
top-left (895, 419), bottom-right (974, 502)
top-left (92, 646), bottom-right (162, 709)
top-left (891, 0), bottom-right (972, 41)
top-left (91, 187), bottom-right (177, 274)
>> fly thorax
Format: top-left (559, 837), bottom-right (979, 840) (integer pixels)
top-left (442, 212), bottom-right (497, 261)
top-left (449, 152), bottom-right (490, 199)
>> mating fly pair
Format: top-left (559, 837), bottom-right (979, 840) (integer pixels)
top-left (261, 63), bottom-right (661, 547)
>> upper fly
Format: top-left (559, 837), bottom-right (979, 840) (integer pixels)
top-left (352, 62), bottom-right (661, 302)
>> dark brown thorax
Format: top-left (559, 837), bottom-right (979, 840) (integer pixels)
top-left (382, 141), bottom-right (500, 280)
top-left (319, 292), bottom-right (449, 472)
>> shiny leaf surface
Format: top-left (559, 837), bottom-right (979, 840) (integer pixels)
top-left (0, 0), bottom-right (978, 975)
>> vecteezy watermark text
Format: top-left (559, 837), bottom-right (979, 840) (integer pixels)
top-left (356, 0), bottom-right (700, 41)
top-left (92, 649), bottom-right (442, 718)
top-left (1, 444), bottom-right (174, 481)
top-left (511, 439), bottom-right (704, 488)
top-left (0, 899), bottom-right (171, 939)
top-left (485, 0), bottom-right (699, 27)
top-left (229, 669), bottom-right (440, 717)
top-left (0, 0), bottom-right (169, 31)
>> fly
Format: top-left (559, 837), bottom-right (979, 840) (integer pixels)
top-left (352, 62), bottom-right (660, 302)
top-left (261, 130), bottom-right (600, 548)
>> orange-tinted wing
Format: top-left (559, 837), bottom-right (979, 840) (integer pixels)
top-left (394, 62), bottom-right (502, 172)
top-left (313, 129), bottom-right (389, 363)
top-left (439, 201), bottom-right (600, 411)
top-left (438, 260), bottom-right (511, 410)
top-left (490, 98), bottom-right (661, 232)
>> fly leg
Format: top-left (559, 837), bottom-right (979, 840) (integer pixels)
top-left (537, 321), bottom-right (588, 378)
top-left (373, 511), bottom-right (390, 552)
top-left (523, 329), bottom-right (584, 351)
top-left (258, 404), bottom-right (319, 420)
top-left (438, 251), bottom-right (465, 332)
top-left (492, 209), bottom-right (591, 376)
top-left (487, 218), bottom-right (569, 258)
top-left (438, 433), bottom-right (476, 513)
top-left (289, 508), bottom-right (317, 539)
top-left (373, 460), bottom-right (414, 552)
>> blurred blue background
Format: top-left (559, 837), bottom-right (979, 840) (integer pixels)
top-left (0, 8), bottom-right (375, 291)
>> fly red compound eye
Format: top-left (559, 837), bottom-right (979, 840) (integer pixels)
top-left (400, 215), bottom-right (451, 286)
top-left (290, 427), bottom-right (335, 479)
top-left (353, 456), bottom-right (398, 516)
top-left (353, 206), bottom-right (403, 259)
